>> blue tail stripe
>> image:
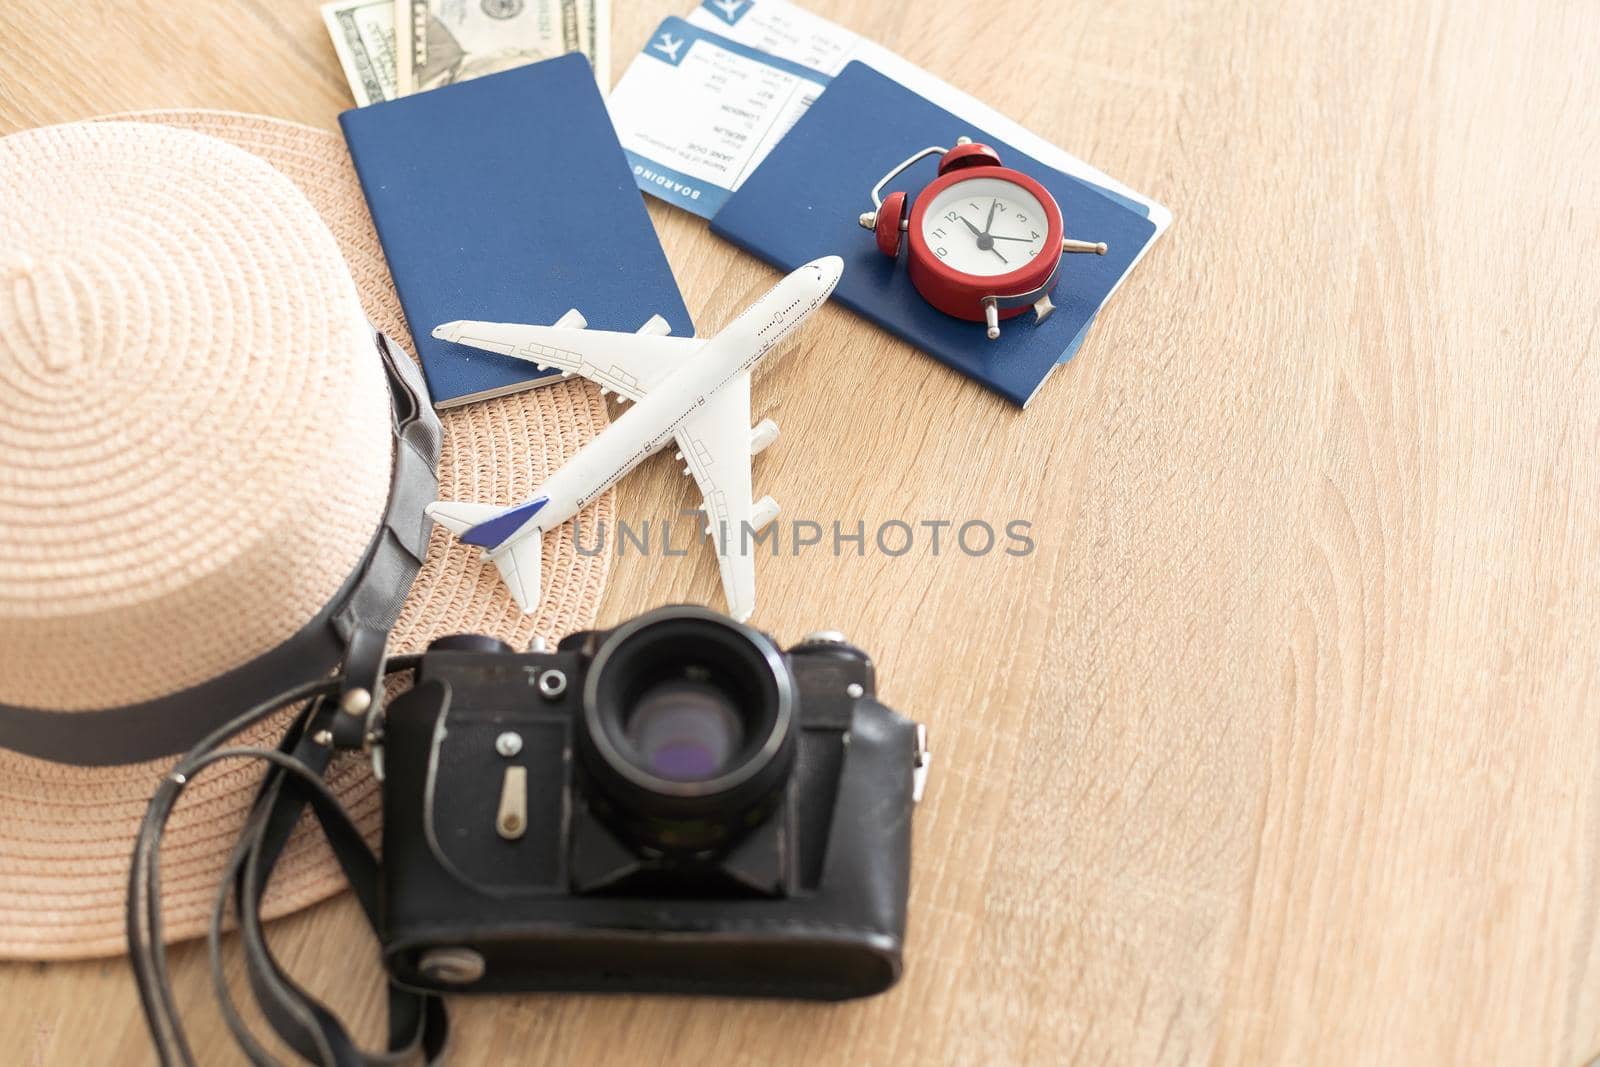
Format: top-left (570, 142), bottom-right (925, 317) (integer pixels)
top-left (462, 497), bottom-right (548, 548)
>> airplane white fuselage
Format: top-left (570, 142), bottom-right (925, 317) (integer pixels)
top-left (519, 259), bottom-right (837, 533)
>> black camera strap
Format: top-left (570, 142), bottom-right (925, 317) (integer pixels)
top-left (128, 666), bottom-right (451, 1067)
top-left (221, 699), bottom-right (449, 1067)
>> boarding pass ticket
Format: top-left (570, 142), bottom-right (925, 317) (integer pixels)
top-left (607, 16), bottom-right (828, 218)
top-left (612, 0), bottom-right (1170, 234)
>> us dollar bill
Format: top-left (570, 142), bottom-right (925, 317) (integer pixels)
top-left (322, 0), bottom-right (402, 106)
top-left (395, 0), bottom-right (584, 97)
top-left (587, 0), bottom-right (611, 89)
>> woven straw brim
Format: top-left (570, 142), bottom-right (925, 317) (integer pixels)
top-left (0, 111), bottom-right (612, 960)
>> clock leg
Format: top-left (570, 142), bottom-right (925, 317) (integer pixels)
top-left (983, 299), bottom-right (1000, 340)
top-left (1062, 238), bottom-right (1109, 255)
top-left (1033, 293), bottom-right (1056, 325)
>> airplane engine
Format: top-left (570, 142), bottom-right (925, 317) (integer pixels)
top-left (750, 418), bottom-right (779, 456)
top-left (751, 495), bottom-right (780, 532)
top-left (635, 314), bottom-right (671, 336)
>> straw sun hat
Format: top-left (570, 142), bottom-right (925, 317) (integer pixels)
top-left (0, 112), bottom-right (614, 959)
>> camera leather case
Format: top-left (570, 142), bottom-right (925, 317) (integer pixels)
top-left (378, 624), bottom-right (920, 1002)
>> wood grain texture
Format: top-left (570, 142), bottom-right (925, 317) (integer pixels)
top-left (3, 0), bottom-right (1598, 1063)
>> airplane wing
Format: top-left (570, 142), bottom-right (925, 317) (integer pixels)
top-left (675, 372), bottom-right (758, 621)
top-left (433, 315), bottom-right (702, 403)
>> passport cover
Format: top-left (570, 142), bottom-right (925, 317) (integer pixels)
top-left (710, 61), bottom-right (1157, 407)
top-left (340, 54), bottom-right (695, 407)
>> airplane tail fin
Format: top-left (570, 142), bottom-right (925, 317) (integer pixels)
top-left (425, 500), bottom-right (545, 613)
top-left (425, 500), bottom-right (507, 537)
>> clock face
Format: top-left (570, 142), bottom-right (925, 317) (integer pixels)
top-left (919, 175), bottom-right (1052, 278)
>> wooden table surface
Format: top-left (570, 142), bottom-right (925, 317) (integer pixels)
top-left (4, 1), bottom-right (1599, 1064)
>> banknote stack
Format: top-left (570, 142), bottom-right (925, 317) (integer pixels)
top-left (323, 0), bottom-right (611, 106)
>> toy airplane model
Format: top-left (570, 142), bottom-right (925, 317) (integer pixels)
top-left (426, 256), bottom-right (844, 622)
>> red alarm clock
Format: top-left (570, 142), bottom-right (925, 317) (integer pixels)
top-left (858, 137), bottom-right (1107, 340)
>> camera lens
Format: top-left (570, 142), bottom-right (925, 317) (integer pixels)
top-left (579, 607), bottom-right (796, 850)
top-left (625, 680), bottom-right (745, 782)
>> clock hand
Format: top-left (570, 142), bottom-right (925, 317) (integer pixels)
top-left (987, 233), bottom-right (1036, 242)
top-left (956, 214), bottom-right (983, 237)
top-left (989, 245), bottom-right (1008, 264)
top-left (983, 199), bottom-right (999, 235)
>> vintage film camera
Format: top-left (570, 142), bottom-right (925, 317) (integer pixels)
top-left (379, 606), bottom-right (930, 1000)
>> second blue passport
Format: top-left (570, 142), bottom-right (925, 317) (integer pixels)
top-left (711, 62), bottom-right (1159, 408)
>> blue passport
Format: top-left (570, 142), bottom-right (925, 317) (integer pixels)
top-left (340, 54), bottom-right (694, 407)
top-left (710, 62), bottom-right (1157, 407)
